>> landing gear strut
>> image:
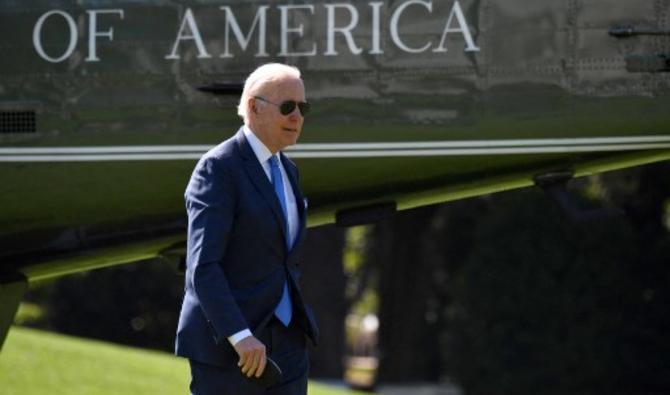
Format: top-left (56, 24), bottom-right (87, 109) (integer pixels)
top-left (0, 273), bottom-right (27, 351)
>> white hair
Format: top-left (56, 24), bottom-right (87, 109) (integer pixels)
top-left (237, 63), bottom-right (302, 122)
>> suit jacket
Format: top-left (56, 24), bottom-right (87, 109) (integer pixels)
top-left (175, 128), bottom-right (318, 368)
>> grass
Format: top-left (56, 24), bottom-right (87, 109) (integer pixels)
top-left (0, 327), bottom-right (366, 395)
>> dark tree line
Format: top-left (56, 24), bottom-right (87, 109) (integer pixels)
top-left (368, 162), bottom-right (670, 395)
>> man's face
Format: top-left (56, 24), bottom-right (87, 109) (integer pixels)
top-left (252, 76), bottom-right (306, 153)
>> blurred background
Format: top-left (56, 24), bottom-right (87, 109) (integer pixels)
top-left (13, 161), bottom-right (670, 395)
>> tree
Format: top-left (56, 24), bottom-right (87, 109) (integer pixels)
top-left (367, 162), bottom-right (670, 394)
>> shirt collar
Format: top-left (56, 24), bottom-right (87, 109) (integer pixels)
top-left (243, 125), bottom-right (275, 164)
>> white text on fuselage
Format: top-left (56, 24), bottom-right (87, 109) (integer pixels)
top-left (32, 1), bottom-right (480, 63)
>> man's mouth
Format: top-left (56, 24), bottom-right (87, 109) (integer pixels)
top-left (282, 127), bottom-right (298, 133)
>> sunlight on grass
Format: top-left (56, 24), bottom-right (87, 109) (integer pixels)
top-left (0, 327), bottom-right (366, 395)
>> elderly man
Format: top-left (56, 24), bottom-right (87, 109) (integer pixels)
top-left (176, 63), bottom-right (318, 395)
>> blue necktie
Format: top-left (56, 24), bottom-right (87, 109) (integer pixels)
top-left (269, 155), bottom-right (292, 326)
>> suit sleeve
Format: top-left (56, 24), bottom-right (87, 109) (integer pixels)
top-left (185, 156), bottom-right (248, 342)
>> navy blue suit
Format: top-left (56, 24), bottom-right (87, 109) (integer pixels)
top-left (176, 128), bottom-right (318, 393)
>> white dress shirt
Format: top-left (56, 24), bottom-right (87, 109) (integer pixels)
top-left (243, 126), bottom-right (299, 245)
top-left (227, 126), bottom-right (299, 346)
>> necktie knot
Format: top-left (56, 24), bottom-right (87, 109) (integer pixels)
top-left (269, 155), bottom-right (280, 168)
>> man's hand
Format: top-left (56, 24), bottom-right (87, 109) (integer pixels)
top-left (233, 335), bottom-right (267, 378)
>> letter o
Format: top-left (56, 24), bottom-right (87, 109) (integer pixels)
top-left (33, 10), bottom-right (78, 63)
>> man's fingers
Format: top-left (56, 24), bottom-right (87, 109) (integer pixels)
top-left (242, 351), bottom-right (255, 376)
top-left (233, 336), bottom-right (266, 376)
top-left (235, 336), bottom-right (259, 365)
top-left (246, 350), bottom-right (261, 377)
top-left (239, 355), bottom-right (248, 373)
top-left (255, 356), bottom-right (267, 378)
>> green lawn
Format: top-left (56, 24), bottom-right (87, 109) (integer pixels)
top-left (0, 327), bottom-right (365, 395)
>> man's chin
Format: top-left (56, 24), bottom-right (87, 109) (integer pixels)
top-left (283, 135), bottom-right (300, 147)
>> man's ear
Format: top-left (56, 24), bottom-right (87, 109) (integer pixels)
top-left (249, 97), bottom-right (257, 114)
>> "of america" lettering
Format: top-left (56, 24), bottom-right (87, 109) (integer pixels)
top-left (32, 1), bottom-right (480, 63)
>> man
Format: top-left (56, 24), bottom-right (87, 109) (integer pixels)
top-left (175, 63), bottom-right (318, 395)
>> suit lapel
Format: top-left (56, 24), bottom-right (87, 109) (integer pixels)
top-left (235, 130), bottom-right (289, 244)
top-left (281, 153), bottom-right (306, 253)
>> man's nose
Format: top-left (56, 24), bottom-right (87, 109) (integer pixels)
top-left (287, 108), bottom-right (302, 120)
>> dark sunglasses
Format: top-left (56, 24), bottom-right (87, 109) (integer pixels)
top-left (254, 96), bottom-right (310, 116)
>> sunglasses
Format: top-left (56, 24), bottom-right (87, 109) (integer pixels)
top-left (254, 96), bottom-right (310, 116)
